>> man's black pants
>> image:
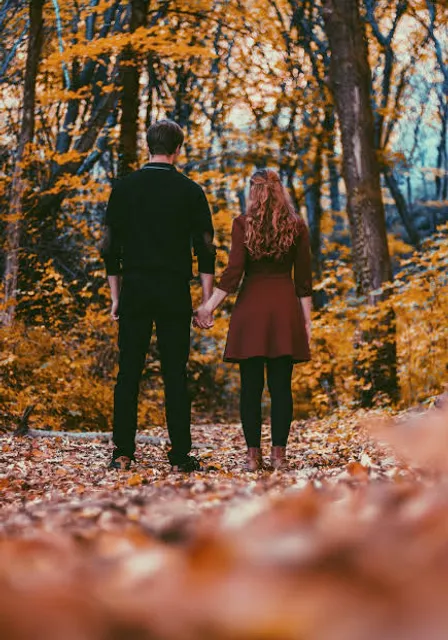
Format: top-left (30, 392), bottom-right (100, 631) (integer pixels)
top-left (113, 273), bottom-right (192, 464)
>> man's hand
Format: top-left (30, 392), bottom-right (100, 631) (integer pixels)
top-left (194, 304), bottom-right (214, 329)
top-left (108, 275), bottom-right (122, 321)
top-left (111, 299), bottom-right (119, 321)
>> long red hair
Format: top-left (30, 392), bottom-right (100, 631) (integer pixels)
top-left (245, 169), bottom-right (300, 260)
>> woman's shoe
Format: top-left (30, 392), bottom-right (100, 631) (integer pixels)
top-left (244, 447), bottom-right (263, 471)
top-left (270, 446), bottom-right (287, 470)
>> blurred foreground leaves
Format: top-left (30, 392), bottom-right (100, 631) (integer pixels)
top-left (2, 405), bottom-right (448, 638)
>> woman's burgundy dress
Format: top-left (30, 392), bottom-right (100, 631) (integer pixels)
top-left (218, 215), bottom-right (312, 363)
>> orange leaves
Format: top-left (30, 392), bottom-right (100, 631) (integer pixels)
top-left (7, 223), bottom-right (447, 429)
top-left (49, 149), bottom-right (84, 166)
top-left (346, 461), bottom-right (370, 480)
top-left (43, 21), bottom-right (216, 73)
top-left (127, 473), bottom-right (143, 487)
top-left (372, 404), bottom-right (448, 475)
top-left (2, 409), bottom-right (448, 639)
top-left (292, 224), bottom-right (448, 413)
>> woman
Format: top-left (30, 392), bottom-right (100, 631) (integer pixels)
top-left (196, 169), bottom-right (312, 471)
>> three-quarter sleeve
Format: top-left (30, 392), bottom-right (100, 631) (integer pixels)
top-left (101, 184), bottom-right (123, 276)
top-left (218, 216), bottom-right (247, 293)
top-left (191, 186), bottom-right (216, 275)
top-left (294, 220), bottom-right (312, 297)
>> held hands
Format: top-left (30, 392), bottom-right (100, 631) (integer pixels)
top-left (194, 303), bottom-right (214, 329)
top-left (194, 288), bottom-right (225, 330)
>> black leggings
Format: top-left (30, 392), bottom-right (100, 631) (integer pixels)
top-left (239, 357), bottom-right (294, 448)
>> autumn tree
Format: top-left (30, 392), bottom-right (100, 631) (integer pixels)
top-left (322, 0), bottom-right (398, 405)
top-left (424, 0), bottom-right (448, 201)
top-left (0, 0), bottom-right (447, 419)
top-left (2, 0), bottom-right (45, 326)
top-left (118, 0), bottom-right (149, 178)
top-left (364, 0), bottom-right (423, 247)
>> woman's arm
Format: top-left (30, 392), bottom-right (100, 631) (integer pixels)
top-left (199, 273), bottom-right (214, 304)
top-left (190, 186), bottom-right (216, 305)
top-left (294, 221), bottom-right (313, 343)
top-left (195, 217), bottom-right (246, 328)
top-left (300, 296), bottom-right (312, 343)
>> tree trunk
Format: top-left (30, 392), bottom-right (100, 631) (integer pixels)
top-left (324, 108), bottom-right (341, 213)
top-left (382, 166), bottom-right (420, 246)
top-left (436, 97), bottom-right (447, 201)
top-left (322, 0), bottom-right (399, 406)
top-left (304, 145), bottom-right (325, 308)
top-left (328, 153), bottom-right (341, 213)
top-left (406, 174), bottom-right (413, 208)
top-left (2, 0), bottom-right (45, 326)
top-left (426, 0), bottom-right (448, 201)
top-left (383, 168), bottom-right (421, 246)
top-left (117, 0), bottom-right (149, 178)
top-left (364, 1), bottom-right (419, 246)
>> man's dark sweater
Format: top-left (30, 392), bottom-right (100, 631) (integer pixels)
top-left (102, 162), bottom-right (216, 278)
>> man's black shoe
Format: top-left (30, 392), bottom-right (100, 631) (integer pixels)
top-left (170, 455), bottom-right (201, 473)
top-left (109, 455), bottom-right (132, 470)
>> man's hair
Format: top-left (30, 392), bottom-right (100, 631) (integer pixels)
top-left (146, 119), bottom-right (184, 155)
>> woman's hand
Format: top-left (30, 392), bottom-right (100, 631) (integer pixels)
top-left (194, 304), bottom-right (214, 329)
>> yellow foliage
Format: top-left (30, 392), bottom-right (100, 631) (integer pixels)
top-left (1, 0), bottom-right (447, 431)
top-left (293, 224), bottom-right (448, 414)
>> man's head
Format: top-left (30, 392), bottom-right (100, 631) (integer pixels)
top-left (146, 119), bottom-right (184, 158)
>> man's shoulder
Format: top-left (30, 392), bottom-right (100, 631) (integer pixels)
top-left (175, 170), bottom-right (205, 194)
top-left (110, 170), bottom-right (145, 192)
top-left (110, 166), bottom-right (206, 199)
top-left (112, 165), bottom-right (180, 185)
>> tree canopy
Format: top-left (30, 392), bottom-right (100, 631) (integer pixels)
top-left (0, 0), bottom-right (447, 428)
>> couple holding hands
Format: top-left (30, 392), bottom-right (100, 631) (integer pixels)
top-left (103, 120), bottom-right (312, 473)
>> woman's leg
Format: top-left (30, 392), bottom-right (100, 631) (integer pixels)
top-left (239, 357), bottom-right (265, 447)
top-left (266, 357), bottom-right (294, 446)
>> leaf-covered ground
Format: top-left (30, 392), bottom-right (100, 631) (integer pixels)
top-left (1, 412), bottom-right (405, 535)
top-left (1, 407), bottom-right (448, 639)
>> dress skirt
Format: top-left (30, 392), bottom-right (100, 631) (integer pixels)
top-left (223, 273), bottom-right (310, 363)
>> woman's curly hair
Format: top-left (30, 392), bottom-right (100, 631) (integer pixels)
top-left (245, 169), bottom-right (301, 260)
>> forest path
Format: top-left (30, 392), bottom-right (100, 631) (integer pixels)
top-left (0, 412), bottom-right (407, 538)
top-left (2, 408), bottom-right (448, 640)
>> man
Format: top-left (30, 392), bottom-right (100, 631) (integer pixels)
top-left (102, 119), bottom-right (215, 472)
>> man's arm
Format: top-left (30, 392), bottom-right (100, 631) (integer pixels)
top-left (191, 186), bottom-right (216, 306)
top-left (101, 184), bottom-right (123, 319)
top-left (108, 275), bottom-right (122, 320)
